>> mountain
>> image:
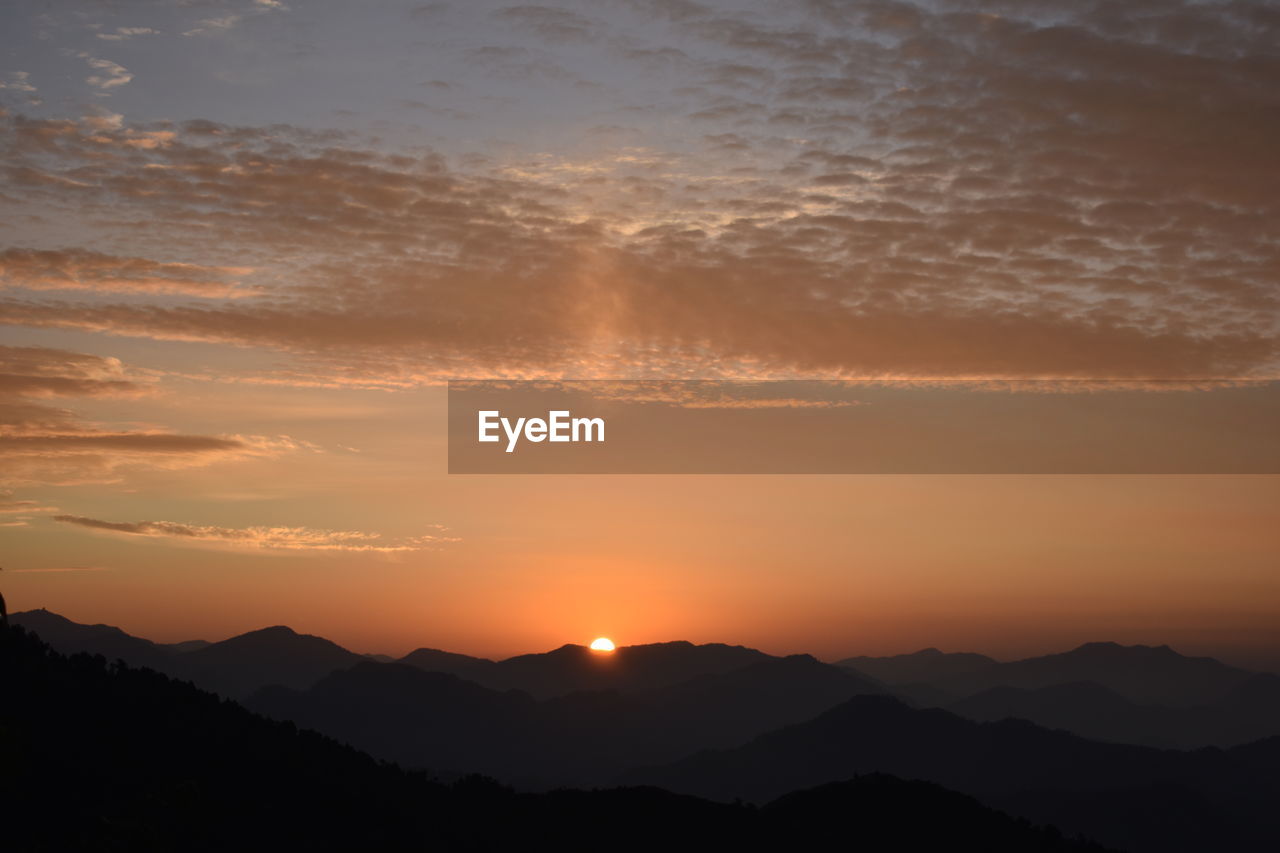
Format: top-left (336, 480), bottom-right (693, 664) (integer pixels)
top-left (634, 654), bottom-right (886, 754)
top-left (13, 610), bottom-right (367, 700)
top-left (12, 608), bottom-right (175, 669)
top-left (399, 646), bottom-right (496, 676)
top-left (249, 653), bottom-right (885, 786)
top-left (10, 611), bottom-right (782, 704)
top-left (171, 625), bottom-right (364, 699)
top-left (166, 638), bottom-right (212, 654)
top-left (252, 661), bottom-right (539, 780)
top-left (762, 775), bottom-right (1113, 851)
top-left (625, 694), bottom-right (1280, 853)
top-left (837, 647), bottom-right (996, 684)
top-left (2, 623), bottom-right (1108, 852)
top-left (949, 681), bottom-right (1170, 744)
top-left (924, 642), bottom-right (1256, 706)
top-left (466, 640), bottom-right (775, 699)
top-left (950, 675), bottom-right (1280, 749)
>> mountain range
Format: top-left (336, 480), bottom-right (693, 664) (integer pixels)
top-left (10, 608), bottom-right (1280, 850)
top-left (14, 609), bottom-right (1280, 750)
top-left (249, 653), bottom-right (885, 786)
top-left (625, 694), bottom-right (1280, 852)
top-left (3, 623), bottom-right (1114, 852)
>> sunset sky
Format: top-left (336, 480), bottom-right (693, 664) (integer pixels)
top-left (2, 0), bottom-right (1277, 666)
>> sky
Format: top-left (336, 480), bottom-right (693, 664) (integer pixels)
top-left (1, 0), bottom-right (1278, 666)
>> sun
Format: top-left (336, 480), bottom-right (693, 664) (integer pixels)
top-left (589, 637), bottom-right (616, 652)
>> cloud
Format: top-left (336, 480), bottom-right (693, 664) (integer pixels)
top-left (183, 15), bottom-right (242, 37)
top-left (0, 490), bottom-right (58, 514)
top-left (3, 2), bottom-right (1278, 381)
top-left (80, 111), bottom-right (123, 131)
top-left (0, 345), bottom-right (143, 399)
top-left (497, 6), bottom-right (599, 42)
top-left (96, 27), bottom-right (160, 42)
top-left (0, 71), bottom-right (37, 93)
top-left (1, 248), bottom-right (255, 297)
top-left (185, 0), bottom-right (288, 37)
top-left (0, 346), bottom-right (305, 486)
top-left (79, 55), bottom-right (133, 92)
top-left (7, 566), bottom-right (109, 573)
top-left (53, 514), bottom-right (459, 552)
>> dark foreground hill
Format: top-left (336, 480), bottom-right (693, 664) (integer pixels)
top-left (626, 694), bottom-right (1280, 853)
top-left (0, 624), bottom-right (1107, 852)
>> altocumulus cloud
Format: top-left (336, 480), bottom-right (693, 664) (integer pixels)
top-left (53, 515), bottom-right (460, 552)
top-left (2, 0), bottom-right (1277, 381)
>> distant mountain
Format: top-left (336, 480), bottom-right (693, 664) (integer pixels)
top-left (399, 646), bottom-right (496, 677)
top-left (950, 674), bottom-right (1280, 749)
top-left (166, 638), bottom-right (212, 654)
top-left (4, 624), bottom-right (1111, 851)
top-left (543, 654), bottom-right (887, 781)
top-left (249, 653), bottom-right (885, 786)
top-left (935, 642), bottom-right (1257, 706)
top-left (949, 681), bottom-right (1178, 747)
top-left (172, 625), bottom-right (364, 699)
top-left (11, 612), bottom-right (783, 704)
top-left (467, 640), bottom-right (774, 699)
top-left (625, 695), bottom-right (1280, 852)
top-left (837, 647), bottom-right (996, 684)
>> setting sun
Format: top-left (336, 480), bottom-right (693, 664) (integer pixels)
top-left (589, 637), bottom-right (616, 652)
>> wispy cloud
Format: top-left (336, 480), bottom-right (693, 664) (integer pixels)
top-left (0, 346), bottom-right (309, 486)
top-left (53, 515), bottom-right (460, 552)
top-left (96, 27), bottom-right (160, 42)
top-left (7, 566), bottom-right (110, 573)
top-left (185, 0), bottom-right (288, 37)
top-left (0, 490), bottom-right (58, 514)
top-left (79, 54), bottom-right (132, 92)
top-left (183, 15), bottom-right (242, 37)
top-left (0, 71), bottom-right (37, 93)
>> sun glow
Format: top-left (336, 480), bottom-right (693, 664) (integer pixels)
top-left (589, 637), bottom-right (616, 652)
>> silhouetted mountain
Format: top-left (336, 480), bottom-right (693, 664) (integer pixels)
top-left (543, 654), bottom-right (887, 781)
top-left (950, 681), bottom-right (1168, 744)
top-left (399, 646), bottom-right (496, 676)
top-left (935, 642), bottom-right (1256, 706)
top-left (2, 623), bottom-right (1109, 852)
top-left (12, 608), bottom-right (173, 669)
top-left (950, 674), bottom-right (1280, 749)
top-left (837, 647), bottom-right (996, 684)
top-left (626, 694), bottom-right (1280, 852)
top-left (249, 653), bottom-right (885, 786)
top-left (468, 639), bottom-right (775, 699)
top-left (635, 654), bottom-right (884, 752)
top-left (172, 624), bottom-right (364, 699)
top-left (166, 638), bottom-right (211, 654)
